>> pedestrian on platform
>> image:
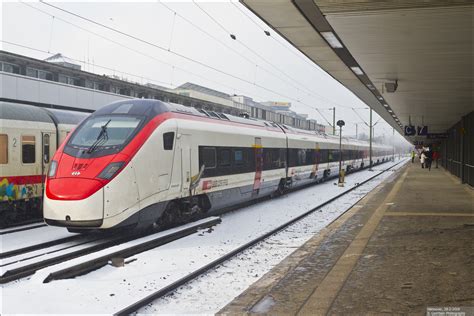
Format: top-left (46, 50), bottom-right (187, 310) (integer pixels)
top-left (411, 150), bottom-right (416, 163)
top-left (433, 150), bottom-right (440, 168)
top-left (420, 151), bottom-right (426, 169)
top-left (426, 149), bottom-right (432, 171)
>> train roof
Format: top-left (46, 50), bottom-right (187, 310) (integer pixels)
top-left (0, 101), bottom-right (54, 123)
top-left (94, 99), bottom-right (276, 129)
top-left (93, 99), bottom-right (391, 149)
top-left (44, 108), bottom-right (90, 125)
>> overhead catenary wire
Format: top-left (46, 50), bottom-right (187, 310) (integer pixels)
top-left (158, 0), bottom-right (303, 100)
top-left (18, 1), bottom-right (273, 102)
top-left (35, 0), bottom-right (339, 124)
top-left (229, 0), bottom-right (354, 110)
top-left (195, 0), bottom-right (352, 111)
top-left (352, 108), bottom-right (370, 126)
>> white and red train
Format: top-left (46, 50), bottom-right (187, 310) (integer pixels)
top-left (0, 101), bottom-right (89, 227)
top-left (44, 99), bottom-right (392, 231)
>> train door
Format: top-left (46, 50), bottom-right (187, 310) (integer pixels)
top-left (179, 134), bottom-right (193, 196)
top-left (252, 137), bottom-right (263, 197)
top-left (41, 132), bottom-right (52, 187)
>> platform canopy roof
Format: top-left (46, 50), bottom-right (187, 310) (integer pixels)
top-left (242, 0), bottom-right (473, 140)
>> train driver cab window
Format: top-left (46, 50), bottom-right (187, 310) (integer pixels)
top-left (201, 147), bottom-right (216, 169)
top-left (163, 132), bottom-right (174, 150)
top-left (0, 134), bottom-right (8, 164)
top-left (22, 135), bottom-right (36, 164)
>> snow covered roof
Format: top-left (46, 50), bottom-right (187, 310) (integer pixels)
top-left (44, 53), bottom-right (81, 70)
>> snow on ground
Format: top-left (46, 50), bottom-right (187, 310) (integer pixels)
top-left (0, 226), bottom-right (76, 254)
top-left (0, 158), bottom-right (408, 314)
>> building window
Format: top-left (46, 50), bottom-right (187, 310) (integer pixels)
top-left (59, 74), bottom-right (79, 86)
top-left (0, 134), bottom-right (8, 164)
top-left (26, 67), bottom-right (38, 78)
top-left (85, 80), bottom-right (100, 90)
top-left (39, 70), bottom-right (53, 81)
top-left (22, 135), bottom-right (36, 164)
top-left (1, 62), bottom-right (20, 74)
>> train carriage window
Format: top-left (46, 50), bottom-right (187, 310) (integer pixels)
top-left (22, 135), bottom-right (36, 164)
top-left (0, 134), bottom-right (7, 164)
top-left (43, 134), bottom-right (50, 163)
top-left (218, 148), bottom-right (231, 167)
top-left (233, 149), bottom-right (245, 165)
top-left (200, 147), bottom-right (216, 169)
top-left (163, 132), bottom-right (174, 150)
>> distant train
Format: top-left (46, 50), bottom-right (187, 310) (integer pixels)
top-left (0, 101), bottom-right (89, 227)
top-left (44, 99), bottom-right (392, 232)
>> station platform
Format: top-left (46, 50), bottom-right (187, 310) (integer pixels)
top-left (219, 163), bottom-right (474, 315)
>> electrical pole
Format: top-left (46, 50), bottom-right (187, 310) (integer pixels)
top-left (369, 108), bottom-right (373, 171)
top-left (392, 127), bottom-right (395, 161)
top-left (355, 123), bottom-right (359, 139)
top-left (332, 107), bottom-right (336, 135)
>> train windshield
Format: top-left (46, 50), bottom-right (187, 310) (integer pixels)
top-left (68, 115), bottom-right (143, 149)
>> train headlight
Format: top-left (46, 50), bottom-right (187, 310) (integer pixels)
top-left (48, 160), bottom-right (58, 178)
top-left (97, 162), bottom-right (125, 180)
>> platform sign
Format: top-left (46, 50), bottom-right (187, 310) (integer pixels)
top-left (417, 125), bottom-right (428, 136)
top-left (404, 125), bottom-right (416, 136)
top-left (427, 133), bottom-right (448, 139)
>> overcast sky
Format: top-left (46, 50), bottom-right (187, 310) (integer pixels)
top-left (1, 0), bottom-right (410, 145)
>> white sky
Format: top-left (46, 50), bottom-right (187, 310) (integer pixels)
top-left (1, 0), bottom-right (409, 144)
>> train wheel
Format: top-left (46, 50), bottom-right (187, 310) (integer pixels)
top-left (156, 201), bottom-right (179, 229)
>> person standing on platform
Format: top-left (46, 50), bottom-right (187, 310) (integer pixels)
top-left (426, 149), bottom-right (433, 171)
top-left (420, 151), bottom-right (426, 169)
top-left (433, 150), bottom-right (440, 168)
top-left (411, 150), bottom-right (416, 163)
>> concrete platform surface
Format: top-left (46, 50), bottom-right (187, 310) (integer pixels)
top-left (219, 163), bottom-right (474, 315)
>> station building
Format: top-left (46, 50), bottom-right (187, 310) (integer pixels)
top-left (0, 50), bottom-right (326, 132)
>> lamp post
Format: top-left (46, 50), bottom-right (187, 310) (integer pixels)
top-left (337, 119), bottom-right (345, 186)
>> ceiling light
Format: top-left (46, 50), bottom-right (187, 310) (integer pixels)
top-left (321, 32), bottom-right (343, 48)
top-left (377, 96), bottom-right (383, 101)
top-left (383, 104), bottom-right (389, 108)
top-left (350, 67), bottom-right (363, 75)
top-left (388, 109), bottom-right (393, 113)
top-left (367, 84), bottom-right (375, 90)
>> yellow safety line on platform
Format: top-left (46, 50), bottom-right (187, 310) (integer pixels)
top-left (384, 212), bottom-right (474, 217)
top-left (297, 169), bottom-right (409, 316)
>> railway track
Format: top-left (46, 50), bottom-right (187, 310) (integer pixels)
top-left (0, 217), bottom-right (221, 284)
top-left (114, 160), bottom-right (407, 315)
top-left (0, 221), bottom-right (46, 235)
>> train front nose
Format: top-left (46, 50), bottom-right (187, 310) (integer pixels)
top-left (44, 178), bottom-right (104, 227)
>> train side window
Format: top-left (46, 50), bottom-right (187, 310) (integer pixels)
top-left (233, 149), bottom-right (245, 165)
top-left (201, 147), bottom-right (216, 169)
top-left (43, 134), bottom-right (50, 163)
top-left (163, 132), bottom-right (174, 150)
top-left (22, 135), bottom-right (36, 164)
top-left (219, 149), bottom-right (231, 167)
top-left (0, 134), bottom-right (8, 164)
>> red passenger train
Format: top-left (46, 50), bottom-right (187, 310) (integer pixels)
top-left (44, 99), bottom-right (392, 231)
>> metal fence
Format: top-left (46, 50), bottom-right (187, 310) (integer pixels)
top-left (441, 111), bottom-right (474, 187)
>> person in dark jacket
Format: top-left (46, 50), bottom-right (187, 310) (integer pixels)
top-left (425, 148), bottom-right (433, 171)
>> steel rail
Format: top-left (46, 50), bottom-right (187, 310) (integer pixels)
top-left (43, 217), bottom-right (222, 283)
top-left (0, 222), bottom-right (46, 235)
top-left (0, 217), bottom-right (221, 284)
top-left (0, 235), bottom-right (84, 260)
top-left (114, 159), bottom-right (407, 316)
